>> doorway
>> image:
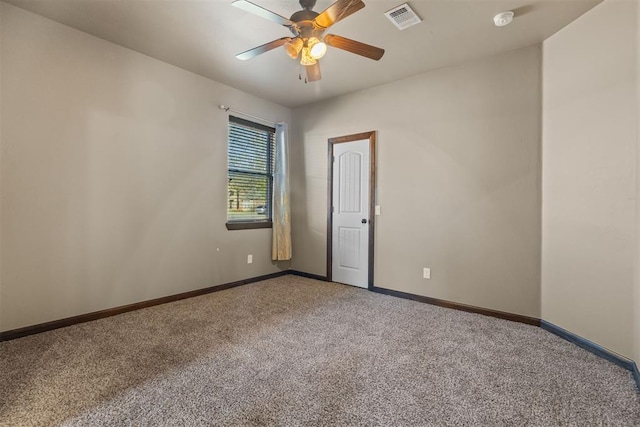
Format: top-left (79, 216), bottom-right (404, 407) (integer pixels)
top-left (327, 131), bottom-right (376, 289)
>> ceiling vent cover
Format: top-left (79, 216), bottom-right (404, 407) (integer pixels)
top-left (385, 3), bottom-right (422, 30)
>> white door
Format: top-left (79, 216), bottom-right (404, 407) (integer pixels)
top-left (332, 139), bottom-right (370, 288)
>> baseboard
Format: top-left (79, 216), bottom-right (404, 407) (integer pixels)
top-left (4, 271), bottom-right (638, 393)
top-left (288, 270), bottom-right (329, 281)
top-left (541, 320), bottom-right (640, 390)
top-left (0, 270), bottom-right (289, 342)
top-left (371, 286), bottom-right (541, 326)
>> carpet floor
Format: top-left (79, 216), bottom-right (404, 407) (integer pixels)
top-left (1, 275), bottom-right (639, 426)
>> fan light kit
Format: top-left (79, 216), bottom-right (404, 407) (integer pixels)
top-left (232, 0), bottom-right (385, 83)
top-left (493, 11), bottom-right (514, 27)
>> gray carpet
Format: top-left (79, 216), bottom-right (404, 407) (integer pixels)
top-left (1, 276), bottom-right (639, 426)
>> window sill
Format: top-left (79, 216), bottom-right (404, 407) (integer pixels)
top-left (226, 221), bottom-right (273, 231)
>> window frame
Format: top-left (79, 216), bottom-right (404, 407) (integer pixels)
top-left (225, 115), bottom-right (275, 231)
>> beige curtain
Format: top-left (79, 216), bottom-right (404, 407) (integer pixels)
top-left (272, 122), bottom-right (292, 261)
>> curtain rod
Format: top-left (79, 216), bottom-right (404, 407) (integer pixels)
top-left (218, 105), bottom-right (276, 126)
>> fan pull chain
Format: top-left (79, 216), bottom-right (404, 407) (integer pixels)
top-left (298, 64), bottom-right (308, 84)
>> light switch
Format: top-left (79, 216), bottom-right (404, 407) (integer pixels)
top-left (375, 205), bottom-right (381, 215)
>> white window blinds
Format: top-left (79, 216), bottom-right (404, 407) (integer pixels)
top-left (227, 116), bottom-right (275, 224)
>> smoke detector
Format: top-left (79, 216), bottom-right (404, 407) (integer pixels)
top-left (385, 3), bottom-right (422, 31)
top-left (493, 11), bottom-right (514, 27)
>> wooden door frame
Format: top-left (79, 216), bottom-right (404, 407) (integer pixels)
top-left (327, 131), bottom-right (376, 289)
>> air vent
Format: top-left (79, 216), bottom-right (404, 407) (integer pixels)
top-left (384, 3), bottom-right (422, 31)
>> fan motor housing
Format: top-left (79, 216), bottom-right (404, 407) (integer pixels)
top-left (290, 9), bottom-right (319, 22)
top-left (289, 9), bottom-right (321, 38)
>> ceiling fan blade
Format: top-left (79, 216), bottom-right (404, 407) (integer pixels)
top-left (324, 34), bottom-right (384, 60)
top-left (232, 0), bottom-right (295, 27)
top-left (313, 0), bottom-right (365, 29)
top-left (306, 63), bottom-right (321, 82)
top-left (236, 37), bottom-right (292, 60)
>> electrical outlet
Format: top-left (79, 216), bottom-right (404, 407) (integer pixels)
top-left (423, 268), bottom-right (431, 279)
top-left (247, 254), bottom-right (253, 264)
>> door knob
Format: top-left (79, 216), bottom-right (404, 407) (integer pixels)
top-left (361, 219), bottom-right (368, 224)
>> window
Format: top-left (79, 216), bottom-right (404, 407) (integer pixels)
top-left (226, 116), bottom-right (275, 230)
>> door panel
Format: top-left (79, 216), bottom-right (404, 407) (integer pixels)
top-left (338, 227), bottom-right (361, 269)
top-left (338, 152), bottom-right (362, 213)
top-left (332, 139), bottom-right (370, 288)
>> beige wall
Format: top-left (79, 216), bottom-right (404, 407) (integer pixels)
top-left (541, 0), bottom-right (638, 361)
top-left (291, 46), bottom-right (542, 318)
top-left (0, 3), bottom-right (291, 332)
top-left (0, 2), bottom-right (4, 330)
top-left (636, 1), bottom-right (640, 366)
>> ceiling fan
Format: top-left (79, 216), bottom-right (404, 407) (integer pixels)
top-left (232, 0), bottom-right (385, 82)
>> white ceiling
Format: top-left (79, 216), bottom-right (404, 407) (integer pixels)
top-left (5, 0), bottom-right (601, 108)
